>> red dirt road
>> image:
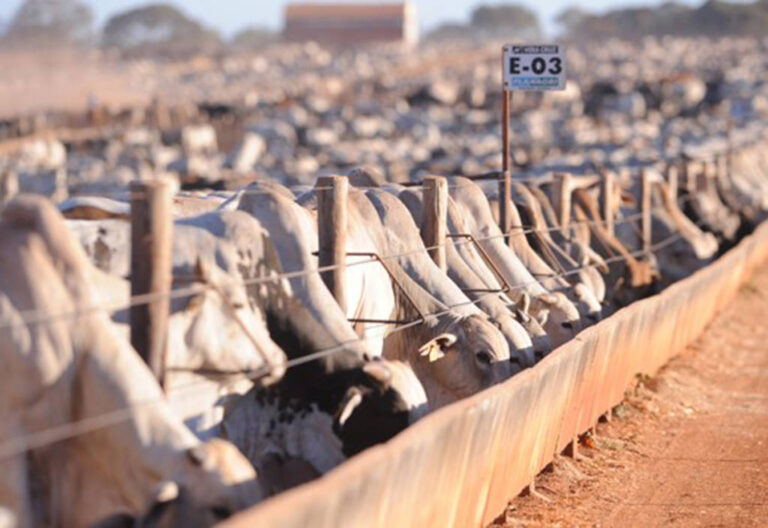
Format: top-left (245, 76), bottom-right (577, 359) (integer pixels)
top-left (494, 263), bottom-right (768, 527)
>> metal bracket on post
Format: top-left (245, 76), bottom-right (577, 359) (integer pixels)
top-left (329, 251), bottom-right (427, 326)
top-left (640, 168), bottom-right (653, 256)
top-left (448, 233), bottom-right (514, 295)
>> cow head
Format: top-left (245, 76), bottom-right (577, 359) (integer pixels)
top-left (529, 292), bottom-right (581, 349)
top-left (509, 293), bottom-right (552, 362)
top-left (487, 312), bottom-right (536, 372)
top-left (95, 439), bottom-right (262, 528)
top-left (412, 314), bottom-right (511, 407)
top-left (331, 360), bottom-right (427, 457)
top-left (572, 282), bottom-right (603, 324)
top-left (655, 233), bottom-right (717, 282)
top-left (167, 258), bottom-right (287, 384)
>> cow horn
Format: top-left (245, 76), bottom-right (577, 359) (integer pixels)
top-left (336, 388), bottom-right (363, 427)
top-left (535, 308), bottom-right (550, 327)
top-left (153, 480), bottom-right (179, 503)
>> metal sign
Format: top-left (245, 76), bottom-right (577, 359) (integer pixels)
top-left (503, 44), bottom-right (566, 91)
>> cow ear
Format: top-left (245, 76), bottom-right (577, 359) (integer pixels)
top-left (516, 292), bottom-right (531, 313)
top-left (418, 333), bottom-right (457, 362)
top-left (195, 257), bottom-right (211, 283)
top-left (535, 308), bottom-right (550, 327)
top-left (336, 388), bottom-right (363, 427)
top-left (186, 445), bottom-right (210, 468)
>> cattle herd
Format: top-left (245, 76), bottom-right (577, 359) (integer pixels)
top-left (1, 36), bottom-right (768, 527)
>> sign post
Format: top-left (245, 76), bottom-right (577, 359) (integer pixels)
top-left (499, 44), bottom-right (567, 243)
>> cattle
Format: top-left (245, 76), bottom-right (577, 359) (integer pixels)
top-left (220, 358), bottom-right (425, 496)
top-left (599, 171), bottom-right (718, 291)
top-left (647, 176), bottom-right (719, 282)
top-left (679, 160), bottom-right (741, 241)
top-left (64, 211), bottom-right (288, 434)
top-left (225, 133), bottom-right (265, 172)
top-left (64, 195), bottom-right (429, 493)
top-left (362, 185), bottom-right (537, 371)
top-left (169, 195), bottom-right (429, 488)
top-left (181, 125), bottom-right (218, 156)
top-left (17, 139), bottom-right (66, 171)
top-left (499, 181), bottom-right (606, 321)
top-left (59, 196), bottom-right (130, 220)
top-left (58, 192), bottom-right (230, 222)
top-left (396, 185), bottom-right (552, 359)
top-left (351, 173), bottom-right (544, 367)
top-left (0, 195), bottom-right (263, 528)
top-left (429, 177), bottom-right (584, 348)
top-left (235, 181), bottom-right (511, 410)
top-left (348, 189), bottom-right (512, 407)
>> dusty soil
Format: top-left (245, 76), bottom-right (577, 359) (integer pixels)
top-left (493, 263), bottom-right (768, 527)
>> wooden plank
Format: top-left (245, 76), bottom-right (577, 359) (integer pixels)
top-left (640, 169), bottom-right (653, 255)
top-left (317, 175), bottom-right (349, 313)
top-left (130, 179), bottom-right (173, 389)
top-left (422, 175), bottom-right (448, 271)
top-left (666, 164), bottom-right (678, 203)
top-left (553, 172), bottom-right (572, 229)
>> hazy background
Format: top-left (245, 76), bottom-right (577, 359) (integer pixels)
top-left (0, 0), bottom-right (704, 37)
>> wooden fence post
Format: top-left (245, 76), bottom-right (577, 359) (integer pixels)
top-left (599, 170), bottom-right (615, 235)
top-left (498, 171), bottom-right (513, 246)
top-left (317, 175), bottom-right (348, 313)
top-left (553, 172), bottom-right (572, 229)
top-left (500, 49), bottom-right (513, 246)
top-left (640, 169), bottom-right (652, 255)
top-left (130, 179), bottom-right (173, 389)
top-left (422, 175), bottom-right (448, 272)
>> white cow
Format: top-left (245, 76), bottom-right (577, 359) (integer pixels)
top-left (235, 181), bottom-right (511, 410)
top-left (0, 196), bottom-right (263, 528)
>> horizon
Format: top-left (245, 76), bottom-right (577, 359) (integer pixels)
top-left (0, 0), bottom-right (705, 38)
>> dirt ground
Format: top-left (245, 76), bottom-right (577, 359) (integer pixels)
top-left (492, 263), bottom-right (768, 527)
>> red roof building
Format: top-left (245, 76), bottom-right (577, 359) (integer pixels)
top-left (284, 2), bottom-right (418, 46)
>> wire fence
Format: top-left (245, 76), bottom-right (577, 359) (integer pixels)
top-left (0, 200), bottom-right (673, 334)
top-left (1, 136), bottom-right (748, 462)
top-left (0, 198), bottom-right (694, 462)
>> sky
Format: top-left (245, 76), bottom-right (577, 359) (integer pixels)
top-left (1, 0), bottom-right (704, 37)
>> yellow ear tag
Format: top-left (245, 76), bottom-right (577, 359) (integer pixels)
top-left (420, 343), bottom-right (445, 362)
